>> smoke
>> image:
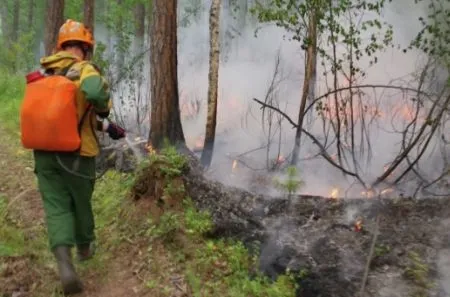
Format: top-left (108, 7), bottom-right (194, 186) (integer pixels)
top-left (91, 2), bottom-right (450, 294)
top-left (100, 0), bottom-right (448, 199)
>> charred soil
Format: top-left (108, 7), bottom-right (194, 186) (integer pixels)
top-left (131, 148), bottom-right (450, 297)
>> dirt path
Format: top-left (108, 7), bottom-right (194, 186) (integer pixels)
top-left (0, 127), bottom-right (151, 297)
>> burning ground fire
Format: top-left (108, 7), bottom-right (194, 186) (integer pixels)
top-left (330, 188), bottom-right (339, 199)
top-left (232, 159), bottom-right (238, 172)
top-left (354, 217), bottom-right (363, 232)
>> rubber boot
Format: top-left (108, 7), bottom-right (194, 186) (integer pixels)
top-left (52, 245), bottom-right (83, 295)
top-left (76, 242), bottom-right (96, 262)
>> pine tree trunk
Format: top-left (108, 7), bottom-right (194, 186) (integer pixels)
top-left (83, 0), bottom-right (95, 31)
top-left (148, 0), bottom-right (185, 149)
top-left (133, 2), bottom-right (145, 54)
top-left (11, 0), bottom-right (20, 43)
top-left (83, 0), bottom-right (95, 60)
top-left (0, 0), bottom-right (10, 48)
top-left (133, 2), bottom-right (146, 134)
top-left (44, 0), bottom-right (65, 56)
top-left (290, 10), bottom-right (318, 166)
top-left (28, 0), bottom-right (35, 29)
top-left (200, 0), bottom-right (221, 167)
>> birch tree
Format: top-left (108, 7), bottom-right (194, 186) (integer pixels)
top-left (200, 0), bottom-right (221, 167)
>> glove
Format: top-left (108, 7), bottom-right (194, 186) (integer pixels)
top-left (95, 110), bottom-right (110, 119)
top-left (106, 122), bottom-right (126, 140)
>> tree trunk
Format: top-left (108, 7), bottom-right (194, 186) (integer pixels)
top-left (290, 10), bottom-right (318, 166)
top-left (28, 0), bottom-right (35, 29)
top-left (148, 0), bottom-right (185, 149)
top-left (44, 0), bottom-right (65, 56)
top-left (11, 0), bottom-right (20, 43)
top-left (200, 0), bottom-right (221, 167)
top-left (133, 2), bottom-right (146, 135)
top-left (83, 0), bottom-right (95, 32)
top-left (83, 0), bottom-right (95, 60)
top-left (0, 0), bottom-right (10, 49)
top-left (133, 2), bottom-right (145, 54)
top-left (116, 0), bottom-right (124, 71)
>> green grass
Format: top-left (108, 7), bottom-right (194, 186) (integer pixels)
top-left (0, 72), bottom-right (298, 297)
top-left (0, 71), bottom-right (24, 133)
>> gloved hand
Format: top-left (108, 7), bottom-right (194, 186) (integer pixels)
top-left (106, 122), bottom-right (126, 140)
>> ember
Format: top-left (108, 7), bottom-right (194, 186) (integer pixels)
top-left (381, 188), bottom-right (394, 195)
top-left (361, 189), bottom-right (375, 198)
top-left (276, 155), bottom-right (285, 164)
top-left (146, 144), bottom-right (156, 155)
top-left (232, 160), bottom-right (238, 172)
top-left (330, 188), bottom-right (339, 199)
top-left (354, 218), bottom-right (363, 232)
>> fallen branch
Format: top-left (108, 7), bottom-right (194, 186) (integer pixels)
top-left (359, 213), bottom-right (381, 297)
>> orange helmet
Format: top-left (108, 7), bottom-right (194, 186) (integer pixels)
top-left (56, 19), bottom-right (94, 51)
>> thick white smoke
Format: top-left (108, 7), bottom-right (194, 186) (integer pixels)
top-left (97, 0), bottom-right (448, 199)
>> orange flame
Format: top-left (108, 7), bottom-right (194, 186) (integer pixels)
top-left (361, 189), bottom-right (375, 198)
top-left (276, 155), bottom-right (285, 165)
top-left (232, 160), bottom-right (238, 172)
top-left (381, 188), bottom-right (394, 195)
top-left (146, 144), bottom-right (156, 155)
top-left (354, 218), bottom-right (363, 232)
top-left (330, 188), bottom-right (339, 199)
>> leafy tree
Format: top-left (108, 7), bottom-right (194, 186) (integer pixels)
top-left (251, 0), bottom-right (394, 166)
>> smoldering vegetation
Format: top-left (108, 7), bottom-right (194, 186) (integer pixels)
top-left (100, 0), bottom-right (448, 200)
top-left (94, 1), bottom-right (449, 296)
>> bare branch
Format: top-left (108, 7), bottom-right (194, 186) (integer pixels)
top-left (253, 98), bottom-right (367, 188)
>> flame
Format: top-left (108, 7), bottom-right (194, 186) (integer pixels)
top-left (146, 144), bottom-right (156, 155)
top-left (361, 189), bottom-right (375, 198)
top-left (330, 188), bottom-right (339, 199)
top-left (276, 155), bottom-right (285, 164)
top-left (381, 188), bottom-right (394, 195)
top-left (195, 137), bottom-right (204, 150)
top-left (354, 218), bottom-right (363, 232)
top-left (232, 160), bottom-right (238, 172)
top-left (318, 92), bottom-right (426, 126)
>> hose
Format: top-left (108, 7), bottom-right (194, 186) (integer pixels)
top-left (55, 116), bottom-right (113, 180)
top-left (55, 152), bottom-right (108, 180)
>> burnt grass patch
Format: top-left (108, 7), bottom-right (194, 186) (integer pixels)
top-left (129, 146), bottom-right (450, 297)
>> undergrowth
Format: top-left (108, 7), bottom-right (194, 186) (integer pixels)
top-left (140, 146), bottom-right (297, 297)
top-left (0, 71), bottom-right (24, 133)
top-left (0, 73), bottom-right (297, 296)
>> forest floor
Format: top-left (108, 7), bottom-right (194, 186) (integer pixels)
top-left (0, 76), bottom-right (296, 297)
top-left (0, 125), bottom-right (155, 297)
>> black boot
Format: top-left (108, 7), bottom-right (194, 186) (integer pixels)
top-left (52, 245), bottom-right (83, 295)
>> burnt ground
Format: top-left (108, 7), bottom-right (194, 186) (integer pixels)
top-left (131, 148), bottom-right (450, 297)
top-left (3, 132), bottom-right (450, 297)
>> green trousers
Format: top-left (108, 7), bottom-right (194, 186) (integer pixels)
top-left (33, 151), bottom-right (96, 251)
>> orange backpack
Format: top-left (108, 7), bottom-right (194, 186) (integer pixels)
top-left (20, 68), bottom-right (82, 152)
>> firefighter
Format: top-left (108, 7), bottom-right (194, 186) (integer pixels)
top-left (33, 19), bottom-right (125, 294)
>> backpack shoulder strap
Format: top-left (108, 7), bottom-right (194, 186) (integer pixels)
top-left (60, 60), bottom-right (78, 76)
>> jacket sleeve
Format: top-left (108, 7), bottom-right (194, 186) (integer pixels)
top-left (79, 63), bottom-right (111, 115)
